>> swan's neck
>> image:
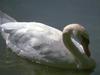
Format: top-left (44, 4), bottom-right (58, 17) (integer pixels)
top-left (63, 33), bottom-right (85, 60)
top-left (63, 32), bottom-right (95, 69)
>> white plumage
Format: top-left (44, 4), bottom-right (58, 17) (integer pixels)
top-left (0, 22), bottom-right (84, 65)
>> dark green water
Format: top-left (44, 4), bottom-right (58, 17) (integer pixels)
top-left (0, 0), bottom-right (100, 75)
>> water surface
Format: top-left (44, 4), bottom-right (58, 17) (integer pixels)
top-left (0, 0), bottom-right (100, 75)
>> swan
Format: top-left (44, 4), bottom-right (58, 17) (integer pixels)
top-left (0, 11), bottom-right (95, 70)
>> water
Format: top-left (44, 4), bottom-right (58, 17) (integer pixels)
top-left (0, 48), bottom-right (94, 75)
top-left (0, 0), bottom-right (100, 75)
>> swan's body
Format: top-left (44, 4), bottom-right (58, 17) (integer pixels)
top-left (0, 11), bottom-right (95, 70)
top-left (0, 22), bottom-right (82, 62)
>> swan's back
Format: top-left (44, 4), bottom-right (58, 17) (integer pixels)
top-left (1, 22), bottom-right (74, 63)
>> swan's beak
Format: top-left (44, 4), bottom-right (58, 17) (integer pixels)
top-left (84, 46), bottom-right (91, 57)
top-left (81, 40), bottom-right (91, 57)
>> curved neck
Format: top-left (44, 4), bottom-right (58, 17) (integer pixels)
top-left (63, 32), bottom-right (95, 69)
top-left (63, 32), bottom-right (85, 60)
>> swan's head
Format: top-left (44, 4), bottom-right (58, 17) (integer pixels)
top-left (63, 24), bottom-right (90, 57)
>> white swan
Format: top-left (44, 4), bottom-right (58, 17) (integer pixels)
top-left (0, 11), bottom-right (95, 70)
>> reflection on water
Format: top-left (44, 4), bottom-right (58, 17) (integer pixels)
top-left (0, 47), bottom-right (94, 75)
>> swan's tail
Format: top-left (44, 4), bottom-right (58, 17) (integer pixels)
top-left (0, 10), bottom-right (16, 32)
top-left (0, 10), bottom-right (16, 25)
top-left (0, 10), bottom-right (16, 44)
